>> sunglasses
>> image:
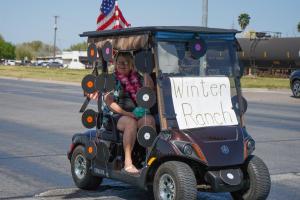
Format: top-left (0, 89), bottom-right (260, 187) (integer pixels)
top-left (117, 61), bottom-right (129, 66)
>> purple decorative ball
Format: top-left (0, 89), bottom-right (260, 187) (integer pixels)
top-left (195, 43), bottom-right (202, 51)
top-left (106, 48), bottom-right (110, 55)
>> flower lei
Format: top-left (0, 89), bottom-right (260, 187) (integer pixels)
top-left (115, 70), bottom-right (142, 103)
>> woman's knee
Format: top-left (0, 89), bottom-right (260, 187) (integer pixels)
top-left (125, 117), bottom-right (138, 130)
top-left (118, 116), bottom-right (137, 131)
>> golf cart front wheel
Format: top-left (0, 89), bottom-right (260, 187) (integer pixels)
top-left (153, 161), bottom-right (197, 200)
top-left (231, 155), bottom-right (271, 200)
top-left (71, 145), bottom-right (103, 190)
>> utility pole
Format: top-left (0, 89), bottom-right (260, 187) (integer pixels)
top-left (202, 0), bottom-right (208, 27)
top-left (201, 0), bottom-right (208, 75)
top-left (53, 16), bottom-right (59, 60)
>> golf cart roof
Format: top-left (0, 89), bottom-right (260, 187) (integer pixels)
top-left (80, 26), bottom-right (239, 38)
top-left (81, 26), bottom-right (239, 51)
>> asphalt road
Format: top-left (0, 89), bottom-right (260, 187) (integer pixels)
top-left (0, 78), bottom-right (299, 200)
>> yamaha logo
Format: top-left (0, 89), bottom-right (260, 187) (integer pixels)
top-left (221, 145), bottom-right (230, 155)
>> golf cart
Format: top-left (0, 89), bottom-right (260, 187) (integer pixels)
top-left (67, 26), bottom-right (271, 200)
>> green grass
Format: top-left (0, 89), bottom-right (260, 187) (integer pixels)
top-left (0, 65), bottom-right (90, 83)
top-left (241, 76), bottom-right (289, 89)
top-left (0, 66), bottom-right (290, 88)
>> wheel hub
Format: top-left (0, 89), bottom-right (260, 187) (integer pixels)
top-left (159, 174), bottom-right (176, 200)
top-left (293, 82), bottom-right (300, 97)
top-left (74, 154), bottom-right (87, 179)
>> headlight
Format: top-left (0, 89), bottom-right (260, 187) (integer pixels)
top-left (172, 140), bottom-right (207, 164)
top-left (247, 139), bottom-right (255, 154)
top-left (172, 141), bottom-right (193, 156)
top-left (183, 144), bottom-right (193, 155)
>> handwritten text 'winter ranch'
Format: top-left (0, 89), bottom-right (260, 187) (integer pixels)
top-left (170, 77), bottom-right (238, 129)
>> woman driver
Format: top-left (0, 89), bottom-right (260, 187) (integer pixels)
top-left (89, 52), bottom-right (155, 175)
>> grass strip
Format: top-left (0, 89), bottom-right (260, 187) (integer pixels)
top-left (0, 66), bottom-right (90, 83)
top-left (241, 76), bottom-right (289, 89)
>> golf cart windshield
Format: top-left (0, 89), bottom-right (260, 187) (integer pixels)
top-left (157, 40), bottom-right (237, 77)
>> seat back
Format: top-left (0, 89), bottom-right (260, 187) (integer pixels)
top-left (98, 114), bottom-right (122, 143)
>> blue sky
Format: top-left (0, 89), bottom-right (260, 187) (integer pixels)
top-left (0, 0), bottom-right (299, 49)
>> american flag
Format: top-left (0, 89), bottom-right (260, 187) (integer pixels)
top-left (96, 0), bottom-right (130, 31)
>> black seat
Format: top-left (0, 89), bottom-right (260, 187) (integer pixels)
top-left (98, 114), bottom-right (122, 143)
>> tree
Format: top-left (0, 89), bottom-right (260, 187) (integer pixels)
top-left (66, 41), bottom-right (88, 51)
top-left (3, 42), bottom-right (16, 59)
top-left (15, 45), bottom-right (33, 60)
top-left (0, 35), bottom-right (15, 59)
top-left (29, 41), bottom-right (43, 52)
top-left (298, 22), bottom-right (300, 33)
top-left (238, 13), bottom-right (251, 31)
top-left (14, 41), bottom-right (60, 60)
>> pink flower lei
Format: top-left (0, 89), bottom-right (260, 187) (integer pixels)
top-left (115, 70), bottom-right (141, 102)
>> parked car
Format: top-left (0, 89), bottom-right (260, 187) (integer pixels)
top-left (5, 60), bottom-right (16, 66)
top-left (15, 60), bottom-right (23, 66)
top-left (37, 62), bottom-right (49, 67)
top-left (290, 69), bottom-right (300, 98)
top-left (46, 62), bottom-right (63, 68)
top-left (68, 58), bottom-right (86, 69)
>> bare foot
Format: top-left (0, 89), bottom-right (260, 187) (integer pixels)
top-left (124, 165), bottom-right (139, 174)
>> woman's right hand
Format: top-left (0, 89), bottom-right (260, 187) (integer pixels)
top-left (123, 111), bottom-right (137, 119)
top-left (86, 92), bottom-right (99, 100)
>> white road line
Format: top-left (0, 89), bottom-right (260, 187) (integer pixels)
top-left (271, 172), bottom-right (300, 181)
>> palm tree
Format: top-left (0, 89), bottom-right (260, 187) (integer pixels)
top-left (298, 22), bottom-right (300, 33)
top-left (238, 13), bottom-right (251, 31)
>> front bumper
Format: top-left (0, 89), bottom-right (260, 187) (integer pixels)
top-left (204, 168), bottom-right (245, 192)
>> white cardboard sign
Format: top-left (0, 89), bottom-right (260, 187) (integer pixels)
top-left (170, 77), bottom-right (238, 130)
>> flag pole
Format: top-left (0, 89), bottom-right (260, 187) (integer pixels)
top-left (115, 0), bottom-right (120, 29)
top-left (202, 0), bottom-right (208, 27)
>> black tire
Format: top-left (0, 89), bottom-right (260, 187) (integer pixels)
top-left (71, 145), bottom-right (102, 190)
top-left (231, 155), bottom-right (271, 200)
top-left (153, 161), bottom-right (197, 200)
top-left (292, 80), bottom-right (300, 98)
